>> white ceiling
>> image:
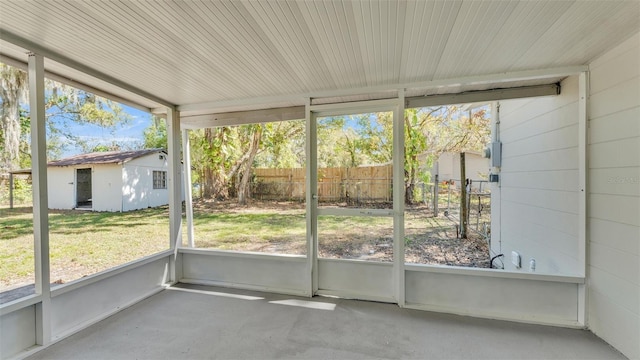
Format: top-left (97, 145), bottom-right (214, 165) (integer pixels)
top-left (0, 0), bottom-right (638, 114)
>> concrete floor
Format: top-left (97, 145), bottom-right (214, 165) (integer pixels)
top-left (27, 283), bottom-right (625, 360)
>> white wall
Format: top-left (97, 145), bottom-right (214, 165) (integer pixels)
top-left (494, 76), bottom-right (581, 276)
top-left (91, 164), bottom-right (123, 212)
top-left (431, 152), bottom-right (489, 190)
top-left (587, 32), bottom-right (640, 360)
top-left (122, 153), bottom-right (169, 211)
top-left (405, 267), bottom-right (581, 326)
top-left (47, 167), bottom-right (75, 210)
top-left (181, 250), bottom-right (309, 296)
top-left (0, 304), bottom-right (36, 359)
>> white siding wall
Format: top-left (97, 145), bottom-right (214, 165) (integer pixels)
top-left (91, 164), bottom-right (123, 212)
top-left (432, 152), bottom-right (489, 189)
top-left (495, 75), bottom-right (581, 276)
top-left (47, 167), bottom-right (75, 210)
top-left (587, 32), bottom-right (640, 360)
top-left (122, 154), bottom-right (169, 211)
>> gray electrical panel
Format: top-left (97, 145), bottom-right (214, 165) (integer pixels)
top-left (491, 142), bottom-right (502, 167)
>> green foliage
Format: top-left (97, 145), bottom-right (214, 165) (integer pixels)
top-left (256, 120), bottom-right (305, 168)
top-left (0, 178), bottom-right (32, 207)
top-left (1, 62), bottom-right (133, 169)
top-left (143, 116), bottom-right (167, 149)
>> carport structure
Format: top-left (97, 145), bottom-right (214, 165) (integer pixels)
top-left (0, 1), bottom-right (638, 359)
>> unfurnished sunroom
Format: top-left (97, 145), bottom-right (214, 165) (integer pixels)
top-left (0, 1), bottom-right (638, 359)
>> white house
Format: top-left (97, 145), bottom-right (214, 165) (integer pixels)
top-left (47, 149), bottom-right (170, 212)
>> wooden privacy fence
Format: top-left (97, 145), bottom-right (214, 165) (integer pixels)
top-left (252, 165), bottom-right (393, 203)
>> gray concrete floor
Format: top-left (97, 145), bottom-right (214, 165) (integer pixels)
top-left (27, 283), bottom-right (625, 360)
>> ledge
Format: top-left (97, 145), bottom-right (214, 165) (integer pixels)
top-left (405, 263), bottom-right (584, 284)
top-left (0, 293), bottom-right (42, 316)
top-left (179, 247), bottom-right (306, 261)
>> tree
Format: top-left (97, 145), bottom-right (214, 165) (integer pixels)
top-left (143, 116), bottom-right (167, 149)
top-left (0, 63), bottom-right (28, 172)
top-left (0, 62), bottom-right (132, 172)
top-left (237, 124), bottom-right (263, 205)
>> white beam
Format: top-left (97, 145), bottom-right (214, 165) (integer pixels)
top-left (177, 66), bottom-right (587, 114)
top-left (181, 106), bottom-right (305, 129)
top-left (167, 109), bottom-right (182, 282)
top-left (1, 30), bottom-right (175, 109)
top-left (393, 90), bottom-right (406, 307)
top-left (578, 71), bottom-right (589, 327)
top-left (182, 130), bottom-right (195, 248)
top-left (0, 54), bottom-right (153, 114)
top-left (305, 98), bottom-right (317, 297)
top-left (407, 84), bottom-right (561, 108)
top-left (29, 52), bottom-right (51, 345)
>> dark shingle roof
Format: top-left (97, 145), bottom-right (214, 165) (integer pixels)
top-left (48, 149), bottom-right (166, 167)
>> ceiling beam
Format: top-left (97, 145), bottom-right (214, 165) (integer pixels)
top-left (177, 65), bottom-right (586, 114)
top-left (180, 82), bottom-right (561, 129)
top-left (1, 30), bottom-right (175, 110)
top-left (1, 54), bottom-right (153, 114)
top-left (180, 106), bottom-right (306, 129)
top-left (406, 83), bottom-right (561, 108)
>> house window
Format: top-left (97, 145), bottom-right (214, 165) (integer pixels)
top-left (153, 171), bottom-right (167, 189)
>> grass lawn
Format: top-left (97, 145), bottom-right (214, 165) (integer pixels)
top-left (1, 206), bottom-right (170, 291)
top-left (1, 200), bottom-right (490, 293)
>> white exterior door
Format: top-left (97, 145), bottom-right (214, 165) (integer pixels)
top-left (307, 98), bottom-right (405, 303)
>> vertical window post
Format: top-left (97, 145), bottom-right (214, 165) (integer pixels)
top-left (166, 108), bottom-right (182, 282)
top-left (29, 52), bottom-right (51, 345)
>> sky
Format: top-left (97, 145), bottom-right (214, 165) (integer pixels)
top-left (55, 105), bottom-right (153, 158)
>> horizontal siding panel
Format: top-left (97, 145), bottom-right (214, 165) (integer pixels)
top-left (589, 167), bottom-right (640, 197)
top-left (498, 97), bottom-right (534, 118)
top-left (590, 137), bottom-right (640, 169)
top-left (590, 242), bottom-right (640, 286)
top-left (499, 76), bottom-right (578, 132)
top-left (501, 148), bottom-right (578, 173)
top-left (502, 200), bottom-right (579, 238)
top-left (589, 193), bottom-right (640, 227)
top-left (589, 106), bottom-right (640, 144)
top-left (589, 76), bottom-right (640, 119)
top-left (502, 209), bottom-right (578, 257)
top-left (502, 226), bottom-right (578, 264)
top-left (502, 124), bottom-right (578, 158)
top-left (500, 103), bottom-right (578, 143)
top-left (500, 230), bottom-right (579, 275)
top-left (587, 30), bottom-right (640, 360)
top-left (589, 218), bottom-right (640, 256)
top-left (588, 289), bottom-right (640, 360)
top-left (590, 45), bottom-right (640, 95)
top-left (501, 188), bottom-right (578, 214)
top-left (501, 170), bottom-right (578, 192)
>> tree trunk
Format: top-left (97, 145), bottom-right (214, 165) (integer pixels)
top-left (202, 128), bottom-right (216, 198)
top-left (238, 125), bottom-right (262, 205)
top-left (0, 66), bottom-right (27, 172)
top-left (459, 152), bottom-right (468, 239)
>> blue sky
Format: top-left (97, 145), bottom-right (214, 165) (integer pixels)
top-left (55, 105), bottom-right (153, 158)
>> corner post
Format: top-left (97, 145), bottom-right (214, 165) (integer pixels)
top-left (29, 52), bottom-right (51, 345)
top-left (166, 108), bottom-right (182, 282)
top-left (578, 71), bottom-right (589, 326)
top-left (393, 90), bottom-right (406, 306)
top-left (182, 129), bottom-right (194, 247)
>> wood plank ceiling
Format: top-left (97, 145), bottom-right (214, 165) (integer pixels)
top-left (0, 0), bottom-right (638, 114)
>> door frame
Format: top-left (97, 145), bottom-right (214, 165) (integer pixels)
top-left (305, 95), bottom-right (406, 304)
top-left (75, 167), bottom-right (93, 209)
